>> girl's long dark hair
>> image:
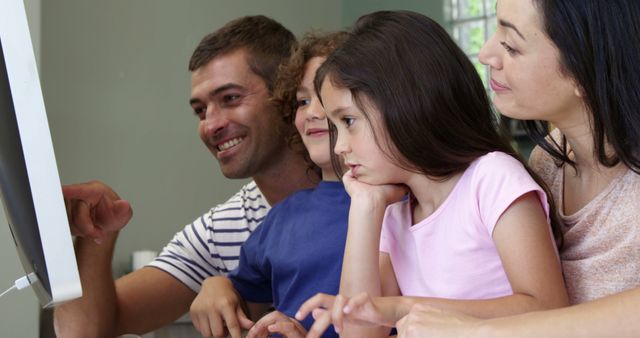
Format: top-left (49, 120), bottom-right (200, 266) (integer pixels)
top-left (316, 10), bottom-right (563, 247)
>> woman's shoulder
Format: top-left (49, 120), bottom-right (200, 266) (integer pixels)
top-left (528, 129), bottom-right (563, 180)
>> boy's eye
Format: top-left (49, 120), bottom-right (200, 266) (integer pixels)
top-left (297, 98), bottom-right (311, 108)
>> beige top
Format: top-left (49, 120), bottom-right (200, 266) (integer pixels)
top-left (530, 142), bottom-right (640, 304)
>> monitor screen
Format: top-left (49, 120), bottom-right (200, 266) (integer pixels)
top-left (0, 0), bottom-right (82, 307)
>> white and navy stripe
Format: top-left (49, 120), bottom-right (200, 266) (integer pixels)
top-left (149, 181), bottom-right (270, 292)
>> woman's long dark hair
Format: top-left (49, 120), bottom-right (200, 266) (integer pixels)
top-left (527, 0), bottom-right (640, 173)
top-left (316, 10), bottom-right (563, 247)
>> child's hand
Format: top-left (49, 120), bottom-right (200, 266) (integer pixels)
top-left (342, 171), bottom-right (407, 206)
top-left (247, 310), bottom-right (306, 338)
top-left (190, 276), bottom-right (253, 338)
top-left (296, 292), bottom-right (394, 338)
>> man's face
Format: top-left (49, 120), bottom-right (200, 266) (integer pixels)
top-left (190, 48), bottom-right (287, 179)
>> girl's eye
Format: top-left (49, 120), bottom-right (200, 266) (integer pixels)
top-left (500, 41), bottom-right (518, 55)
top-left (342, 116), bottom-right (355, 127)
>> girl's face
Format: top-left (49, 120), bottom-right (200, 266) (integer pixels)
top-left (320, 77), bottom-right (407, 185)
top-left (295, 57), bottom-right (336, 180)
top-left (478, 0), bottom-right (583, 125)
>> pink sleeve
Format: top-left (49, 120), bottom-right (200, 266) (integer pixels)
top-left (474, 153), bottom-right (550, 235)
top-left (379, 201), bottom-right (407, 254)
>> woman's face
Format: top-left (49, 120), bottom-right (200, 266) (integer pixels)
top-left (295, 57), bottom-right (336, 179)
top-left (479, 0), bottom-right (583, 126)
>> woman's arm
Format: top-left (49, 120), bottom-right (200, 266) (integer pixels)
top-left (397, 287), bottom-right (640, 338)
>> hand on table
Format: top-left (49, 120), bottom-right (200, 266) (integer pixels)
top-left (296, 292), bottom-right (393, 338)
top-left (247, 310), bottom-right (306, 338)
top-left (190, 276), bottom-right (253, 338)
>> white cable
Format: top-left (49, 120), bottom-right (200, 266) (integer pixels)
top-left (0, 272), bottom-right (39, 299)
top-left (0, 285), bottom-right (16, 298)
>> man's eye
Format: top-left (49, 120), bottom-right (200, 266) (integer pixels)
top-left (193, 107), bottom-right (206, 119)
top-left (223, 94), bottom-right (241, 103)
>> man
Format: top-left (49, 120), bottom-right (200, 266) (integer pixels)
top-left (54, 15), bottom-right (317, 337)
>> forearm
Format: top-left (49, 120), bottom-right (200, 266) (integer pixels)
top-left (396, 292), bottom-right (565, 321)
top-left (54, 232), bottom-right (119, 337)
top-left (339, 197), bottom-right (389, 338)
top-left (339, 196), bottom-right (386, 294)
top-left (479, 288), bottom-right (640, 338)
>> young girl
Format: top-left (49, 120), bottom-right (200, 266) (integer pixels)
top-left (296, 11), bottom-right (568, 338)
top-left (189, 32), bottom-right (349, 338)
top-left (395, 0), bottom-right (640, 337)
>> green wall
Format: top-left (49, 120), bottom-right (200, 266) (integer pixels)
top-left (0, 1), bottom-right (447, 336)
top-left (342, 0), bottom-right (445, 27)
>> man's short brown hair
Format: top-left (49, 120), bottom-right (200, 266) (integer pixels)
top-left (188, 15), bottom-right (296, 93)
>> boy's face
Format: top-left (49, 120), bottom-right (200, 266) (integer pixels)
top-left (190, 48), bottom-right (288, 179)
top-left (294, 57), bottom-right (336, 180)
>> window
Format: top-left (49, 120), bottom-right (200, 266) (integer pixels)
top-left (446, 0), bottom-right (495, 89)
top-left (446, 0), bottom-right (538, 156)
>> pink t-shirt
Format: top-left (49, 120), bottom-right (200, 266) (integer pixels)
top-left (380, 152), bottom-right (551, 299)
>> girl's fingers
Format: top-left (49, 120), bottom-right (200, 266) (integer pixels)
top-left (295, 293), bottom-right (334, 320)
top-left (344, 292), bottom-right (369, 314)
top-left (330, 294), bottom-right (347, 333)
top-left (306, 310), bottom-right (333, 338)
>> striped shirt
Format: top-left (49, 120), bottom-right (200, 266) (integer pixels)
top-left (148, 181), bottom-right (270, 292)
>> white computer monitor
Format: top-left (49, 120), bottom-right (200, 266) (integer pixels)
top-left (0, 0), bottom-right (82, 307)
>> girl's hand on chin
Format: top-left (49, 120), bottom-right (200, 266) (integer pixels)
top-left (343, 172), bottom-right (407, 206)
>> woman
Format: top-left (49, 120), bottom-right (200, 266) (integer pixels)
top-left (396, 0), bottom-right (640, 336)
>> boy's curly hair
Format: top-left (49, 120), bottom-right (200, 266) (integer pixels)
top-left (271, 31), bottom-right (350, 177)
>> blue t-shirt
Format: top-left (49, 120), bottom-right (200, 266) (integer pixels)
top-left (229, 181), bottom-right (349, 337)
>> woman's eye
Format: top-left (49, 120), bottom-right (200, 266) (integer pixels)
top-left (500, 41), bottom-right (518, 55)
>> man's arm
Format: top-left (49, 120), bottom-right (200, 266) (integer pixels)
top-left (54, 233), bottom-right (196, 337)
top-left (53, 181), bottom-right (196, 337)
